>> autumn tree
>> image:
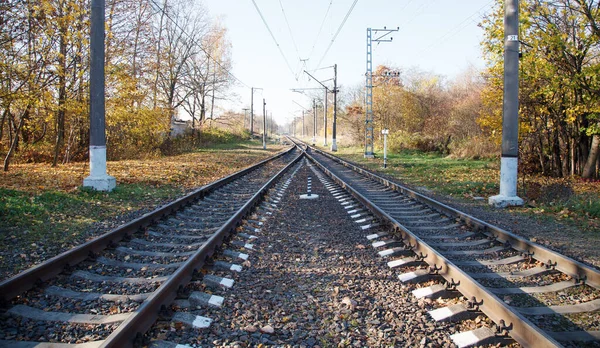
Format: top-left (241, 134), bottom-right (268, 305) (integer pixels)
top-left (0, 0), bottom-right (235, 166)
top-left (480, 0), bottom-right (600, 177)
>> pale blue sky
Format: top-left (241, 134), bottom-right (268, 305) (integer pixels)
top-left (203, 0), bottom-right (495, 124)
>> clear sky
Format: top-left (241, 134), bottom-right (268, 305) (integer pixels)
top-left (203, 0), bottom-right (495, 125)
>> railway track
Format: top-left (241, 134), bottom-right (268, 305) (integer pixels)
top-left (300, 141), bottom-right (600, 348)
top-left (0, 145), bottom-right (303, 347)
top-left (2, 138), bottom-right (599, 347)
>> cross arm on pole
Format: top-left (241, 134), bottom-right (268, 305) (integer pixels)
top-left (372, 27), bottom-right (399, 42)
top-left (304, 70), bottom-right (332, 92)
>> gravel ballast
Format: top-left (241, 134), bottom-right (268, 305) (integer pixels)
top-left (190, 162), bottom-right (460, 347)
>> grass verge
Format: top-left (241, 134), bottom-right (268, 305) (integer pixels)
top-left (320, 145), bottom-right (600, 233)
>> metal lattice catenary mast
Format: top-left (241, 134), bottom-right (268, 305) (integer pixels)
top-left (364, 27), bottom-right (398, 158)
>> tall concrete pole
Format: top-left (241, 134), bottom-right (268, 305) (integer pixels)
top-left (302, 110), bottom-right (305, 138)
top-left (263, 99), bottom-right (267, 149)
top-left (242, 108), bottom-right (249, 130)
top-left (323, 88), bottom-right (328, 147)
top-left (331, 64), bottom-right (338, 152)
top-left (312, 99), bottom-right (316, 145)
top-left (83, 0), bottom-right (116, 191)
top-left (489, 0), bottom-right (524, 208)
top-left (250, 88), bottom-right (254, 136)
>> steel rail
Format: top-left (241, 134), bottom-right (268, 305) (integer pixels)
top-left (0, 146), bottom-right (295, 302)
top-left (309, 147), bottom-right (600, 289)
top-left (102, 148), bottom-right (304, 347)
top-left (303, 147), bottom-right (562, 348)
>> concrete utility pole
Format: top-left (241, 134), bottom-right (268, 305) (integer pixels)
top-left (303, 67), bottom-right (337, 149)
top-left (323, 88), bottom-right (328, 147)
top-left (489, 0), bottom-right (524, 208)
top-left (332, 63), bottom-right (338, 152)
top-left (313, 101), bottom-right (317, 144)
top-left (382, 128), bottom-right (389, 168)
top-left (84, 0), bottom-right (116, 192)
top-left (250, 87), bottom-right (262, 136)
top-left (263, 99), bottom-right (267, 149)
top-left (302, 110), bottom-right (305, 138)
top-left (242, 108), bottom-right (249, 129)
top-left (364, 27), bottom-right (398, 158)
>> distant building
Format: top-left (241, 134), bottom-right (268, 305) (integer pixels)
top-left (170, 118), bottom-right (193, 137)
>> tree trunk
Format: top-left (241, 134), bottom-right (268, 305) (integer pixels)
top-left (552, 129), bottom-right (563, 177)
top-left (53, 15), bottom-right (67, 167)
top-left (4, 109), bottom-right (28, 171)
top-left (0, 108), bottom-right (8, 142)
top-left (582, 133), bottom-right (600, 178)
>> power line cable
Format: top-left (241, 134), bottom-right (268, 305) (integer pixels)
top-left (307, 0), bottom-right (333, 62)
top-left (400, 0), bottom-right (414, 13)
top-left (148, 0), bottom-right (250, 88)
top-left (396, 0), bottom-right (436, 33)
top-left (416, 0), bottom-right (494, 56)
top-left (279, 0), bottom-right (301, 61)
top-left (316, 0), bottom-right (359, 68)
top-left (251, 0), bottom-right (297, 79)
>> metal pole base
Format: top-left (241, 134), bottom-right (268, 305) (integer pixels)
top-left (331, 139), bottom-right (338, 152)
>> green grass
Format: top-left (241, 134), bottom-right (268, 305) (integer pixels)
top-left (328, 145), bottom-right (599, 233)
top-left (0, 184), bottom-right (182, 246)
top-left (0, 183), bottom-right (182, 277)
top-left (331, 146), bottom-right (499, 197)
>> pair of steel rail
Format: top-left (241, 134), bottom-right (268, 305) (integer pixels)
top-left (300, 141), bottom-right (599, 348)
top-left (0, 145), bottom-right (303, 348)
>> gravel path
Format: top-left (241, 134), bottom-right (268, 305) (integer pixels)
top-left (195, 162), bottom-right (459, 347)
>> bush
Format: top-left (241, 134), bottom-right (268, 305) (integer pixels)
top-left (387, 131), bottom-right (450, 153)
top-left (159, 126), bottom-right (247, 156)
top-left (448, 136), bottom-right (499, 159)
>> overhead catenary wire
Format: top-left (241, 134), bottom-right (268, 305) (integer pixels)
top-left (147, 0), bottom-right (250, 88)
top-left (279, 0), bottom-right (301, 62)
top-left (316, 0), bottom-right (359, 69)
top-left (251, 0), bottom-right (297, 79)
top-left (416, 0), bottom-right (494, 56)
top-left (307, 0), bottom-right (333, 63)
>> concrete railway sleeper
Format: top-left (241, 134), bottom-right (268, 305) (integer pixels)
top-left (0, 145), bottom-right (304, 347)
top-left (299, 139), bottom-right (600, 348)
